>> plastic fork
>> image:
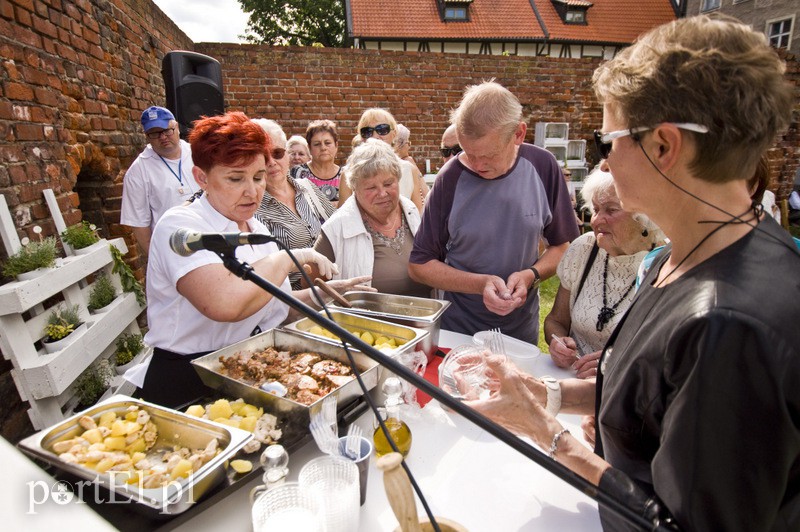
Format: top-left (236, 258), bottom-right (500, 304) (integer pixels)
top-left (344, 423), bottom-right (363, 460)
top-left (309, 417), bottom-right (339, 456)
top-left (489, 327), bottom-right (506, 356)
top-left (321, 395), bottom-right (338, 434)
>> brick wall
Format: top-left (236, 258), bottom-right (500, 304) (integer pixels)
top-left (0, 0), bottom-right (192, 442)
top-left (1, 0), bottom-right (798, 443)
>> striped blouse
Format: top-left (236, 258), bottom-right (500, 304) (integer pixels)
top-left (255, 176), bottom-right (336, 289)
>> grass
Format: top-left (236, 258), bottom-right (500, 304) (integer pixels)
top-left (537, 276), bottom-right (560, 354)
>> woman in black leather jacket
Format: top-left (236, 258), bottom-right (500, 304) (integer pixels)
top-left (468, 15), bottom-right (800, 531)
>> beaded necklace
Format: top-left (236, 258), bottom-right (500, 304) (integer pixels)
top-left (596, 254), bottom-right (636, 332)
top-left (364, 214), bottom-right (406, 255)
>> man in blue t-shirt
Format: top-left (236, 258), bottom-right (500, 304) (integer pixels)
top-left (409, 81), bottom-right (579, 343)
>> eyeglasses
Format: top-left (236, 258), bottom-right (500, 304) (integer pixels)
top-left (593, 123), bottom-right (709, 159)
top-left (270, 147), bottom-right (286, 160)
top-left (440, 145), bottom-right (462, 158)
top-left (146, 127), bottom-right (175, 139)
top-left (359, 124), bottom-right (392, 139)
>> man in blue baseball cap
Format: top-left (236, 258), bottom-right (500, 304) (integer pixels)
top-left (121, 106), bottom-right (196, 258)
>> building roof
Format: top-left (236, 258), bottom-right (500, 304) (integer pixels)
top-left (348, 0), bottom-right (678, 45)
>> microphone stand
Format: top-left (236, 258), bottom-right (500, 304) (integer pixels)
top-left (216, 249), bottom-right (668, 532)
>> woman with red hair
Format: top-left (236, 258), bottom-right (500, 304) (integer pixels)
top-left (139, 112), bottom-right (364, 408)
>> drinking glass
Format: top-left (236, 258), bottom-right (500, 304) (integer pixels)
top-left (298, 456), bottom-right (360, 532)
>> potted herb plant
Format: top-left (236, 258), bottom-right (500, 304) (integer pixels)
top-left (42, 304), bottom-right (85, 354)
top-left (61, 221), bottom-right (103, 254)
top-left (2, 235), bottom-right (59, 281)
top-left (87, 274), bottom-right (117, 313)
top-left (114, 332), bottom-right (145, 375)
top-left (74, 359), bottom-right (114, 409)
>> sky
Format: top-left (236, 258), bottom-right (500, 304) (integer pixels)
top-left (152, 0), bottom-right (251, 43)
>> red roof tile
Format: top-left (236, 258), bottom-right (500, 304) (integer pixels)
top-left (349, 0), bottom-right (677, 45)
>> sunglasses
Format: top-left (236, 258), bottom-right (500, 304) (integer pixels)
top-left (593, 122), bottom-right (709, 159)
top-left (146, 127), bottom-right (175, 140)
top-left (440, 145), bottom-right (462, 158)
top-left (270, 147), bottom-right (287, 160)
top-left (360, 123), bottom-right (392, 139)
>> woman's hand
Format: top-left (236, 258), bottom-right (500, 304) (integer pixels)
top-left (465, 355), bottom-right (558, 447)
top-left (572, 350), bottom-right (601, 379)
top-left (326, 276), bottom-right (376, 294)
top-left (581, 415), bottom-right (596, 448)
top-left (291, 248), bottom-right (339, 279)
top-left (549, 335), bottom-right (581, 369)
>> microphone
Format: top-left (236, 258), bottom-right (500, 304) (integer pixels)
top-left (169, 228), bottom-right (277, 257)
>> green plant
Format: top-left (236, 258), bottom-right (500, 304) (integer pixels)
top-left (2, 236), bottom-right (58, 278)
top-left (74, 359), bottom-right (114, 407)
top-left (109, 245), bottom-right (146, 306)
top-left (44, 304), bottom-right (82, 341)
top-left (537, 276), bottom-right (560, 354)
top-left (114, 333), bottom-right (144, 366)
top-left (61, 221), bottom-right (100, 250)
top-left (87, 274), bottom-right (117, 311)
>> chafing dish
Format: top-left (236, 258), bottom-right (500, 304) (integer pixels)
top-left (17, 395), bottom-right (253, 517)
top-left (191, 328), bottom-right (382, 426)
top-left (330, 291), bottom-right (449, 361)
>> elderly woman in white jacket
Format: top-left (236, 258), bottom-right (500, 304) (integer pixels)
top-left (314, 139), bottom-right (431, 297)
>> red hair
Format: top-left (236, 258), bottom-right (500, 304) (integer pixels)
top-left (189, 111), bottom-right (272, 172)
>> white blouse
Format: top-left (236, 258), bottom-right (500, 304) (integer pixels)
top-left (556, 232), bottom-right (647, 355)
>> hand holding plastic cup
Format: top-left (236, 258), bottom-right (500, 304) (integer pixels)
top-left (439, 345), bottom-right (491, 400)
top-left (338, 434), bottom-right (373, 505)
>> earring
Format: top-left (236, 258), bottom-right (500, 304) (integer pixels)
top-left (641, 228), bottom-right (649, 237)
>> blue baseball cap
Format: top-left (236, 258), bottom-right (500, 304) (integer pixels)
top-left (141, 106), bottom-right (175, 132)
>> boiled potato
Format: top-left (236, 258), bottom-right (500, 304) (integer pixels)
top-left (230, 459), bottom-right (253, 474)
top-left (375, 336), bottom-right (391, 346)
top-left (230, 399), bottom-right (246, 415)
top-left (185, 405), bottom-right (205, 418)
top-left (126, 470), bottom-right (142, 485)
top-left (103, 436), bottom-right (126, 451)
top-left (124, 410), bottom-right (139, 422)
top-left (98, 411), bottom-right (117, 429)
top-left (361, 331), bottom-right (375, 346)
top-left (309, 325), bottom-right (325, 335)
top-left (240, 404), bottom-right (262, 418)
top-left (125, 437), bottom-right (146, 454)
top-left (207, 399), bottom-right (233, 420)
top-left (239, 416), bottom-right (258, 433)
top-left (82, 428), bottom-right (103, 444)
top-left (130, 452), bottom-right (146, 464)
top-left (170, 459), bottom-right (193, 479)
top-left (110, 420), bottom-right (127, 437)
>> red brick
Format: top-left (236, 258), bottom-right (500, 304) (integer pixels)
top-left (34, 86), bottom-right (59, 106)
top-left (0, 101), bottom-right (13, 119)
top-left (4, 81), bottom-right (34, 100)
top-left (0, 2), bottom-right (13, 19)
top-left (16, 123), bottom-right (44, 141)
top-left (15, 6), bottom-right (32, 27)
top-left (32, 14), bottom-right (58, 38)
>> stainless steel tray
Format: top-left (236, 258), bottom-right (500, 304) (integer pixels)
top-left (191, 328), bottom-right (381, 427)
top-left (283, 309), bottom-right (429, 356)
top-left (17, 395), bottom-right (253, 517)
top-left (330, 291), bottom-right (449, 361)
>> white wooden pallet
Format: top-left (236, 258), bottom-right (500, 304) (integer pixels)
top-left (0, 190), bottom-right (146, 429)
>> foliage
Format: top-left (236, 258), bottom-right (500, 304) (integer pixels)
top-left (537, 276), bottom-right (559, 353)
top-left (2, 237), bottom-right (58, 278)
top-left (114, 333), bottom-right (145, 366)
top-left (61, 221), bottom-right (100, 250)
top-left (44, 304), bottom-right (82, 341)
top-left (239, 0), bottom-right (348, 48)
top-left (87, 274), bottom-right (117, 311)
top-left (109, 245), bottom-right (146, 307)
top-left (74, 359), bottom-right (114, 407)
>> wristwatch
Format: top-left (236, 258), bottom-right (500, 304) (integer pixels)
top-left (541, 376), bottom-right (561, 416)
top-left (528, 266), bottom-right (541, 291)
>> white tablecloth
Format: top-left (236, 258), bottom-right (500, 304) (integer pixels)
top-left (175, 330), bottom-right (602, 531)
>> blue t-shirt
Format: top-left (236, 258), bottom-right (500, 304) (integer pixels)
top-left (410, 143), bottom-right (579, 343)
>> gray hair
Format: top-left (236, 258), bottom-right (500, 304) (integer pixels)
top-left (580, 168), bottom-right (663, 242)
top-left (395, 124), bottom-right (410, 148)
top-left (345, 138), bottom-right (401, 190)
top-left (286, 135), bottom-right (308, 151)
top-left (252, 118), bottom-right (287, 149)
top-left (450, 80), bottom-right (522, 141)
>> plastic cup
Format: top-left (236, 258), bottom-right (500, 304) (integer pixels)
top-left (298, 455), bottom-right (360, 532)
top-left (251, 482), bottom-right (322, 532)
top-left (337, 435), bottom-right (373, 506)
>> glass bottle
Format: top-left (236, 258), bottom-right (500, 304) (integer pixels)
top-left (373, 377), bottom-right (412, 457)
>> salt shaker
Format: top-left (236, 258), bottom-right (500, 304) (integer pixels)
top-left (250, 444), bottom-right (290, 505)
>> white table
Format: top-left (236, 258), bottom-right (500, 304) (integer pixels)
top-left (175, 330), bottom-right (602, 531)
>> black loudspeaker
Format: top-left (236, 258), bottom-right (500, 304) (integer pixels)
top-left (162, 51), bottom-right (225, 138)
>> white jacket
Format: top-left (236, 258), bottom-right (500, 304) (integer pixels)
top-left (321, 195), bottom-right (421, 280)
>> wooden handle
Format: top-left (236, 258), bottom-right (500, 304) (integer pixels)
top-left (377, 452), bottom-right (422, 532)
top-left (313, 278), bottom-right (352, 308)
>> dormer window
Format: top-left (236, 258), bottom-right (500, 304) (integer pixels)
top-left (439, 0), bottom-right (472, 22)
top-left (550, 0), bottom-right (592, 25)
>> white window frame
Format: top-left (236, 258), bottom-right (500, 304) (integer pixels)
top-left (766, 16), bottom-right (794, 50)
top-left (565, 10), bottom-right (586, 23)
top-left (700, 0), bottom-right (721, 12)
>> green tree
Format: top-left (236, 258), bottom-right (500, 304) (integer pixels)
top-left (239, 0), bottom-right (349, 48)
